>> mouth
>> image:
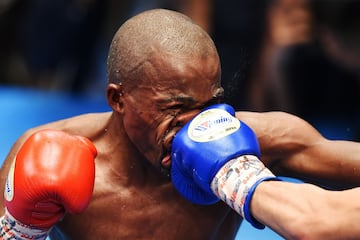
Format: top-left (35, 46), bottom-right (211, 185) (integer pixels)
top-left (161, 154), bottom-right (172, 169)
top-left (160, 126), bottom-right (181, 170)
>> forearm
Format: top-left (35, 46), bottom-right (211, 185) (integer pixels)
top-left (251, 181), bottom-right (360, 240)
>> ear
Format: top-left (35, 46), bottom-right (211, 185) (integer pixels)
top-left (107, 83), bottom-right (124, 113)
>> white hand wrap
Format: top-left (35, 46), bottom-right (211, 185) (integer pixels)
top-left (211, 155), bottom-right (278, 229)
top-left (0, 208), bottom-right (50, 240)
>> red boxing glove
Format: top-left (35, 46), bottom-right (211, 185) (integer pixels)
top-left (1, 129), bottom-right (96, 239)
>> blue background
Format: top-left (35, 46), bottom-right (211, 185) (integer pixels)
top-left (0, 86), bottom-right (284, 239)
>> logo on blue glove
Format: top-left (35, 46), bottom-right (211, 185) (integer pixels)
top-left (188, 108), bottom-right (240, 142)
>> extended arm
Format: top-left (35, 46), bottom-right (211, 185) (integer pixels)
top-left (171, 104), bottom-right (360, 239)
top-left (236, 111), bottom-right (360, 189)
top-left (251, 181), bottom-right (360, 240)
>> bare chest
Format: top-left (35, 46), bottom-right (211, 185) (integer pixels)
top-left (51, 180), bottom-right (238, 239)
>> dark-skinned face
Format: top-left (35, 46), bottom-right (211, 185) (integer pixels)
top-left (120, 50), bottom-right (223, 177)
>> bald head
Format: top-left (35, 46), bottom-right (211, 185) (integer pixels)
top-left (106, 9), bottom-right (219, 88)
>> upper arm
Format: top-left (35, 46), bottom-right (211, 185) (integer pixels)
top-left (235, 111), bottom-right (323, 167)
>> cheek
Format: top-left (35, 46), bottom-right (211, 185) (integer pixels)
top-left (124, 110), bottom-right (152, 143)
top-left (123, 108), bottom-right (163, 160)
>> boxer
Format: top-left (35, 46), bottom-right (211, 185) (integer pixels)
top-left (2, 8), bottom-right (360, 240)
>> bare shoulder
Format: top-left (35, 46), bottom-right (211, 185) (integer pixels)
top-left (25, 112), bottom-right (112, 140)
top-left (2, 111), bottom-right (112, 159)
top-left (0, 111), bottom-right (111, 177)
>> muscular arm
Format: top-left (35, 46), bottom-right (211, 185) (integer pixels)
top-left (236, 111), bottom-right (360, 188)
top-left (251, 181), bottom-right (360, 240)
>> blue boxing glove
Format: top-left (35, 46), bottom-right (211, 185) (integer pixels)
top-left (171, 103), bottom-right (280, 229)
top-left (171, 103), bottom-right (260, 204)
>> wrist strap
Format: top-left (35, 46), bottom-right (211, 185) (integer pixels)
top-left (210, 155), bottom-right (278, 229)
top-left (243, 176), bottom-right (281, 229)
top-left (0, 208), bottom-right (50, 240)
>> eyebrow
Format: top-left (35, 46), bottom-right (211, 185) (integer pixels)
top-left (163, 87), bottom-right (224, 106)
top-left (168, 95), bottom-right (196, 104)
